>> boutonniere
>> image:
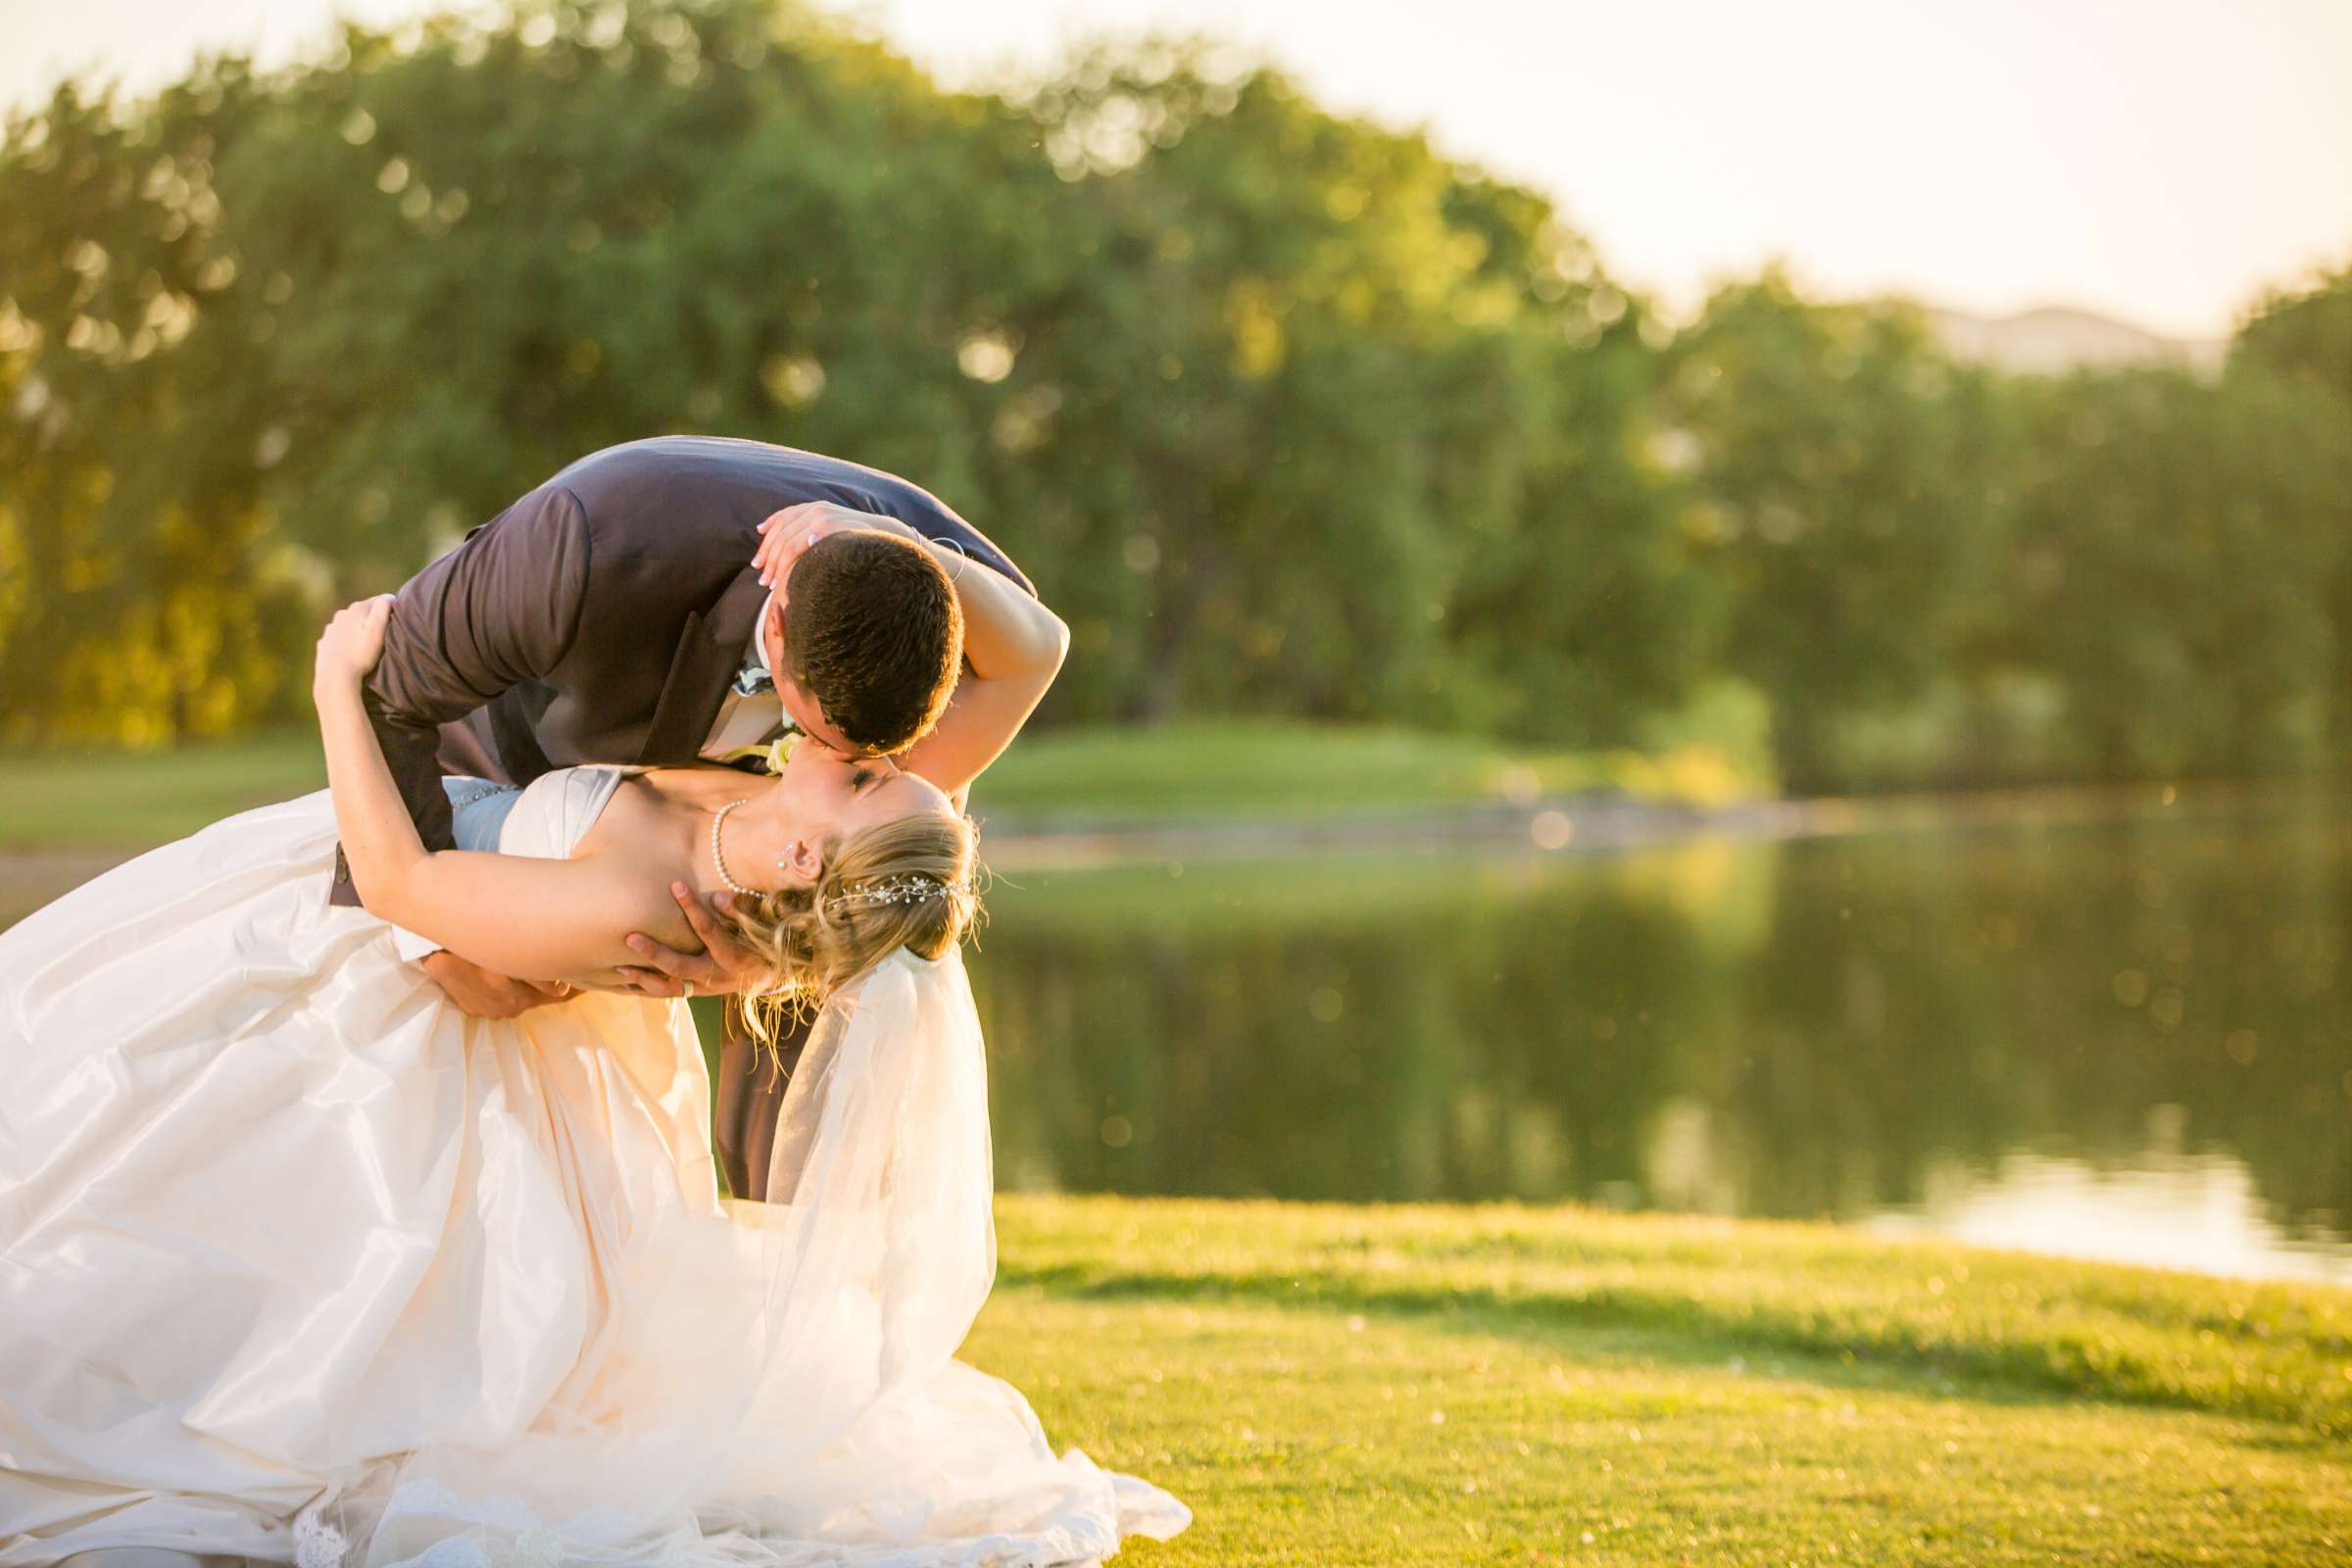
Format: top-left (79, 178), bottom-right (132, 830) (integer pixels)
top-left (761, 730), bottom-right (802, 775)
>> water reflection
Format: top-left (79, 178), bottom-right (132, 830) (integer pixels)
top-left (1863, 1146), bottom-right (2352, 1285)
top-left (3, 797), bottom-right (2345, 1282)
top-left (972, 797), bottom-right (2352, 1281)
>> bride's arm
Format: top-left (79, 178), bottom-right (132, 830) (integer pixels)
top-left (315, 599), bottom-right (665, 984)
top-left (894, 545), bottom-right (1069, 806)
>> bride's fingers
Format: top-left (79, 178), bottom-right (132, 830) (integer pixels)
top-left (324, 597), bottom-right (390, 634)
top-left (757, 520), bottom-right (823, 587)
top-left (755, 533), bottom-right (788, 586)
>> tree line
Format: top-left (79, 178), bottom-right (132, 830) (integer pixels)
top-left (3, 0), bottom-right (2348, 792)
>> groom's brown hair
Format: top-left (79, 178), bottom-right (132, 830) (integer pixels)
top-left (781, 531), bottom-right (963, 756)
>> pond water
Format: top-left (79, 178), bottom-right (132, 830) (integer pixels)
top-left (966, 795), bottom-right (2352, 1284)
top-left (5, 794), bottom-right (2346, 1283)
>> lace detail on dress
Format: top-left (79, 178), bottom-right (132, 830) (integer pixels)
top-left (291, 1496), bottom-right (350, 1568)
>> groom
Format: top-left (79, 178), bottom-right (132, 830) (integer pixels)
top-left (340, 434), bottom-right (1036, 1198)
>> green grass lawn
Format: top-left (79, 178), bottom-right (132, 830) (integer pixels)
top-left (0, 721), bottom-right (1763, 850)
top-left (0, 732), bottom-right (328, 849)
top-left (977, 1196), bottom-right (2350, 1566)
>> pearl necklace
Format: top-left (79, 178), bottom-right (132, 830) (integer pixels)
top-left (709, 798), bottom-right (757, 897)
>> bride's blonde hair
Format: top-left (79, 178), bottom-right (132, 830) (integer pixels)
top-left (721, 808), bottom-right (982, 1055)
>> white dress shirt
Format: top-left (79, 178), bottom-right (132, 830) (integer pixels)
top-left (700, 623), bottom-right (788, 760)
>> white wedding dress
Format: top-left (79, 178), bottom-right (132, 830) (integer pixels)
top-left (0, 768), bottom-right (1188, 1568)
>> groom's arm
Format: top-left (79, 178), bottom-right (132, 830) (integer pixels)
top-left (895, 544), bottom-right (1066, 803)
top-left (327, 485), bottom-right (591, 908)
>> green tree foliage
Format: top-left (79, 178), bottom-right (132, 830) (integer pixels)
top-left (1435, 177), bottom-right (1717, 747)
top-left (1, 0), bottom-right (1697, 750)
top-left (1665, 273), bottom-right (2020, 791)
top-left (0, 69), bottom-right (312, 742)
top-left (2233, 267), bottom-right (2352, 749)
top-left (0, 0), bottom-right (2342, 790)
top-left (999, 51), bottom-right (1705, 738)
top-left (2007, 366), bottom-right (2351, 775)
top-left (2236, 264), bottom-right (2352, 406)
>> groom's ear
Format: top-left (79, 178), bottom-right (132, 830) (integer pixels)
top-left (761, 596), bottom-right (789, 662)
top-left (778, 531), bottom-right (957, 755)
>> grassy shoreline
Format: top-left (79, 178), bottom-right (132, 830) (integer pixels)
top-left (985, 1195), bottom-right (2348, 1566)
top-left (0, 722), bottom-right (1758, 852)
top-left (11, 721), bottom-right (2337, 859)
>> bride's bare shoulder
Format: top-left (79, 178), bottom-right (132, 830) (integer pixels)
top-left (572, 767), bottom-right (685, 852)
top-left (567, 774), bottom-right (710, 951)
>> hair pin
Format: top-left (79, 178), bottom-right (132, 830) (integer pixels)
top-left (823, 872), bottom-right (965, 915)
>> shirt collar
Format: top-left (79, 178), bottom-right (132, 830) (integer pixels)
top-left (741, 590), bottom-right (779, 682)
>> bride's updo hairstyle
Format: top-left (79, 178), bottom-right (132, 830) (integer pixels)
top-left (723, 808), bottom-right (982, 1055)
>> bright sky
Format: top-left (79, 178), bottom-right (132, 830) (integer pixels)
top-left (7, 0), bottom-right (2350, 339)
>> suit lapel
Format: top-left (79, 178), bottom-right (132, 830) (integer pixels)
top-left (637, 569), bottom-right (770, 763)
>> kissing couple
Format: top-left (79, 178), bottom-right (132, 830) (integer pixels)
top-left (0, 438), bottom-right (1190, 1568)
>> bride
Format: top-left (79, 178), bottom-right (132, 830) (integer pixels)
top-left (0, 595), bottom-right (1189, 1567)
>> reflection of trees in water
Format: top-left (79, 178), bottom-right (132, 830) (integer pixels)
top-left (10, 810), bottom-right (2333, 1227)
top-left (1986, 808), bottom-right (2352, 1228)
top-left (974, 853), bottom-right (1748, 1203)
top-left (979, 914), bottom-right (1484, 1200)
top-left (976, 809), bottom-right (2350, 1231)
top-left (1697, 815), bottom-right (2350, 1230)
top-left (1714, 855), bottom-right (2020, 1219)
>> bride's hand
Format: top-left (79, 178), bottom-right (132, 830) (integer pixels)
top-left (754, 501), bottom-right (916, 588)
top-left (315, 595), bottom-right (394, 692)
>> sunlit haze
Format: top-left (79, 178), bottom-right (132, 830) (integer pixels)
top-left (6, 0), bottom-right (2351, 337)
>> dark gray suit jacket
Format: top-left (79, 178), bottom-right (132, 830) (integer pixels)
top-left (329, 435), bottom-right (1031, 906)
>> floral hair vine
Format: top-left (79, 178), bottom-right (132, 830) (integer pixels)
top-left (823, 872), bottom-right (966, 915)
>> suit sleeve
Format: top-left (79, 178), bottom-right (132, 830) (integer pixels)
top-left (329, 485), bottom-right (591, 906)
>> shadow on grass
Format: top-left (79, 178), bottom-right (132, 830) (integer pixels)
top-left (999, 1261), bottom-right (2345, 1441)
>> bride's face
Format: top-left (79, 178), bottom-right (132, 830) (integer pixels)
top-left (771, 735), bottom-right (950, 849)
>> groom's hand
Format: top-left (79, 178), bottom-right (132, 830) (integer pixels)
top-left (612, 883), bottom-right (766, 1000)
top-left (420, 950), bottom-right (573, 1019)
